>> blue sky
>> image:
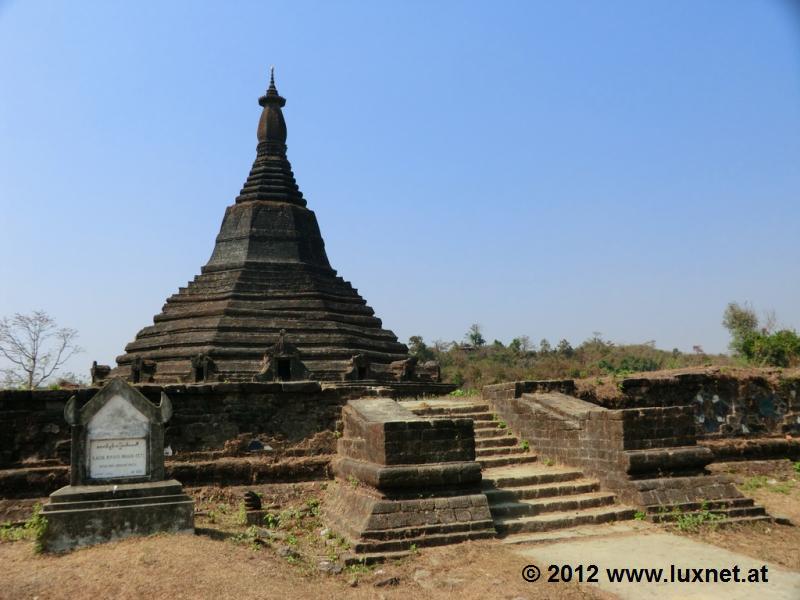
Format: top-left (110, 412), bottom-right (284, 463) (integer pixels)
top-left (1, 1), bottom-right (799, 378)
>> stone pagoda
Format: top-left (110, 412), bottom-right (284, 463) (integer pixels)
top-left (110, 70), bottom-right (417, 384)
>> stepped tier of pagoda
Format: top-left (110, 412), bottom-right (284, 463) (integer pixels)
top-left (109, 71), bottom-right (415, 384)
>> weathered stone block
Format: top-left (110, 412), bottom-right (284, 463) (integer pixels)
top-left (41, 480), bottom-right (194, 553)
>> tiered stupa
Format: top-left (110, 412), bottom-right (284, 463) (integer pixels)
top-left (110, 70), bottom-right (414, 384)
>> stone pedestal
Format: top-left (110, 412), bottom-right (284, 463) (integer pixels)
top-left (40, 379), bottom-right (194, 552)
top-left (324, 398), bottom-right (496, 557)
top-left (41, 480), bottom-right (194, 553)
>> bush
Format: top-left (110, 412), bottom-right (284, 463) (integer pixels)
top-left (722, 302), bottom-right (800, 367)
top-left (743, 330), bottom-right (800, 367)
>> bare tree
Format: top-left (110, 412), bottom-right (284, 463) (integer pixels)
top-left (0, 311), bottom-right (83, 389)
top-left (762, 309), bottom-right (778, 334)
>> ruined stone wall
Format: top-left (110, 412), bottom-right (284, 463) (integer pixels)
top-left (577, 371), bottom-right (800, 439)
top-left (0, 381), bottom-right (453, 468)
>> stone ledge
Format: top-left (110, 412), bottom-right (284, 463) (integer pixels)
top-left (41, 483), bottom-right (194, 553)
top-left (624, 446), bottom-right (713, 475)
top-left (332, 457), bottom-right (481, 490)
top-left (48, 479), bottom-right (186, 503)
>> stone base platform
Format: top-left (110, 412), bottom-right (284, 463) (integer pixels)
top-left (41, 479), bottom-right (194, 552)
top-left (324, 482), bottom-right (496, 556)
top-left (323, 397), bottom-right (497, 561)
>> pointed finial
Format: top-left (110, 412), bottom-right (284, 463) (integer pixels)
top-left (260, 65), bottom-right (285, 107)
top-left (256, 65), bottom-right (288, 150)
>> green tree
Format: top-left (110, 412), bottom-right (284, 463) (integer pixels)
top-left (722, 302), bottom-right (800, 367)
top-left (509, 335), bottom-right (532, 355)
top-left (466, 324), bottom-right (486, 348)
top-left (408, 335), bottom-right (435, 362)
top-left (557, 339), bottom-right (574, 357)
top-left (722, 302), bottom-right (759, 355)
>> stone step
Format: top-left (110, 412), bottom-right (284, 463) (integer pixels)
top-left (494, 505), bottom-right (637, 536)
top-left (478, 453), bottom-right (539, 469)
top-left (421, 411), bottom-right (496, 421)
top-left (358, 519), bottom-right (494, 541)
top-left (500, 521), bottom-right (652, 545)
top-left (645, 497), bottom-right (755, 514)
top-left (342, 550), bottom-right (411, 566)
top-left (414, 414), bottom-right (497, 425)
top-left (405, 403), bottom-right (490, 416)
top-left (482, 464), bottom-right (584, 487)
top-left (475, 427), bottom-right (509, 439)
top-left (471, 418), bottom-right (499, 425)
top-left (475, 445), bottom-right (522, 458)
top-left (650, 504), bottom-right (768, 523)
top-left (709, 515), bottom-right (773, 528)
top-left (483, 479), bottom-right (600, 502)
top-left (489, 492), bottom-right (617, 518)
top-left (475, 436), bottom-right (518, 449)
top-left (352, 529), bottom-right (497, 554)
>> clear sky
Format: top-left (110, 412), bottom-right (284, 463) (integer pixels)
top-left (1, 1), bottom-right (799, 379)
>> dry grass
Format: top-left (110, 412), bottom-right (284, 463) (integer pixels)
top-left (709, 459), bottom-right (800, 524)
top-left (683, 520), bottom-right (800, 571)
top-left (0, 534), bottom-right (598, 600)
top-left (0, 482), bottom-right (598, 600)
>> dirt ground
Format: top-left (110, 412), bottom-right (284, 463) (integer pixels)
top-left (0, 482), bottom-right (598, 600)
top-left (3, 462), bottom-right (798, 598)
top-left (0, 536), bottom-right (597, 600)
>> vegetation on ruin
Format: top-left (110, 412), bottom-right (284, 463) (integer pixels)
top-left (722, 302), bottom-right (800, 368)
top-left (671, 503), bottom-right (725, 533)
top-left (741, 475), bottom-right (796, 495)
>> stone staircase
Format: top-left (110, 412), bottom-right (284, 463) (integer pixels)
top-left (403, 399), bottom-right (636, 539)
top-left (640, 494), bottom-right (770, 526)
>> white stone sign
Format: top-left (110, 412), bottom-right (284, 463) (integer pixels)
top-left (89, 438), bottom-right (147, 479)
top-left (86, 393), bottom-right (151, 480)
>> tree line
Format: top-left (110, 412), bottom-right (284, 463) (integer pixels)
top-left (409, 302), bottom-right (800, 391)
top-left (0, 302), bottom-right (797, 390)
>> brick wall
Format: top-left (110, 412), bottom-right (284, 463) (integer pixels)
top-left (0, 381), bottom-right (452, 468)
top-left (580, 372), bottom-right (800, 438)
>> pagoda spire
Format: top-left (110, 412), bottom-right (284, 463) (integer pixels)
top-left (236, 67), bottom-right (305, 205)
top-left (256, 67), bottom-right (288, 154)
